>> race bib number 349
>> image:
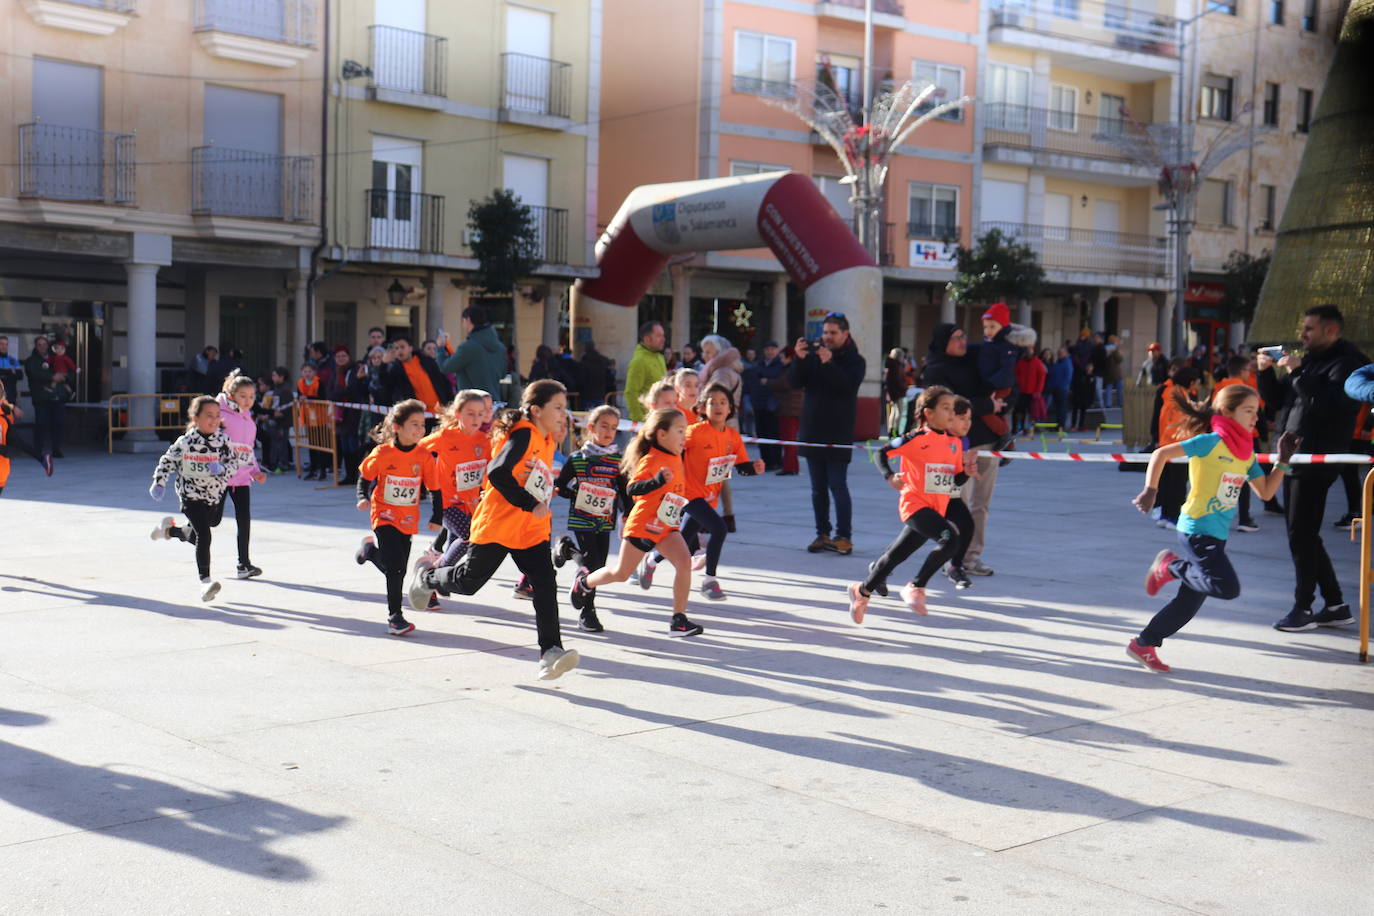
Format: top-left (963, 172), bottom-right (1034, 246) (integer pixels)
top-left (383, 475), bottom-right (421, 506)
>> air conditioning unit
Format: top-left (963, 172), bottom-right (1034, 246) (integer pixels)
top-left (463, 229), bottom-right (482, 246)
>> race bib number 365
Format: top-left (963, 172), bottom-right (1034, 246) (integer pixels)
top-left (574, 482), bottom-right (616, 518)
top-left (523, 458), bottom-right (553, 503)
top-left (383, 475), bottom-right (421, 506)
top-left (924, 463), bottom-right (957, 496)
top-left (656, 492), bottom-right (688, 528)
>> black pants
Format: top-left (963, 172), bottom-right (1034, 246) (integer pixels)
top-left (363, 524), bottom-right (412, 617)
top-left (1139, 532), bottom-right (1240, 646)
top-left (573, 529), bottom-right (611, 573)
top-left (863, 507), bottom-right (961, 592)
top-left (667, 498), bottom-right (728, 577)
top-left (945, 499), bottom-right (974, 569)
top-left (424, 540), bottom-right (563, 652)
top-left (226, 485), bottom-right (253, 567)
top-left (1284, 468), bottom-right (1345, 608)
top-left (32, 401), bottom-right (63, 456)
top-left (1156, 462), bottom-right (1188, 524)
top-left (755, 409), bottom-right (780, 467)
top-left (173, 496), bottom-right (226, 579)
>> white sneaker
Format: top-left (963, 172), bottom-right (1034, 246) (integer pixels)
top-left (537, 646), bottom-right (581, 681)
top-left (150, 516), bottom-right (175, 541)
top-left (691, 551), bottom-right (707, 571)
top-left (405, 554), bottom-right (436, 613)
top-left (200, 578), bottom-right (222, 602)
top-left (899, 584), bottom-right (927, 615)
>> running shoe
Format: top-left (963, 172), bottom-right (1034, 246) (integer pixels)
top-left (512, 579), bottom-right (535, 601)
top-left (691, 551), bottom-right (707, 571)
top-left (723, 514), bottom-right (737, 533)
top-left (830, 537), bottom-right (853, 556)
top-left (1144, 549), bottom-right (1178, 596)
top-left (537, 646), bottom-right (580, 680)
top-left (578, 611), bottom-right (605, 633)
top-left (1126, 638), bottom-right (1171, 673)
top-left (150, 516), bottom-right (176, 541)
top-left (570, 569), bottom-right (591, 611)
top-left (1312, 603), bottom-right (1355, 627)
top-left (945, 566), bottom-right (972, 590)
top-left (235, 564), bottom-right (263, 579)
top-left (637, 558), bottom-right (655, 590)
top-left (1263, 500), bottom-right (1285, 515)
top-left (669, 613), bottom-right (704, 637)
top-left (405, 554), bottom-right (436, 613)
top-left (355, 536), bottom-right (375, 566)
top-left (1334, 513), bottom-right (1357, 530)
top-left (199, 578), bottom-right (222, 603)
top-left (806, 535), bottom-right (833, 553)
top-left (847, 582), bottom-right (869, 625)
top-left (699, 578), bottom-right (726, 601)
top-left (42, 454), bottom-right (53, 477)
top-left (387, 615), bottom-right (416, 636)
top-left (425, 593), bottom-right (442, 612)
top-left (964, 560), bottom-right (995, 576)
top-left (552, 534), bottom-right (579, 569)
top-left (1236, 519), bottom-right (1260, 533)
top-left (1273, 606), bottom-right (1316, 632)
top-left (899, 584), bottom-right (927, 615)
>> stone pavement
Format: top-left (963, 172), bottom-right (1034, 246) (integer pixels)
top-left (1, 443), bottom-right (1372, 914)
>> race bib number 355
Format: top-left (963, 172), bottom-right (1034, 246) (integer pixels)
top-left (924, 463), bottom-right (957, 496)
top-left (383, 475), bottom-right (421, 506)
top-left (574, 482), bottom-right (616, 518)
top-left (656, 492), bottom-right (688, 528)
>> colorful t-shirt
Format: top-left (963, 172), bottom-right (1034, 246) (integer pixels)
top-left (1177, 433), bottom-right (1264, 540)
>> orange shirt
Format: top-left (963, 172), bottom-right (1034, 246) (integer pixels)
top-left (1158, 381), bottom-right (1196, 447)
top-left (679, 405), bottom-right (699, 426)
top-left (682, 420), bottom-right (749, 505)
top-left (622, 447), bottom-right (688, 541)
top-left (889, 429), bottom-right (963, 519)
top-left (403, 357), bottom-right (440, 412)
top-left (360, 442), bottom-right (439, 535)
top-left (0, 408), bottom-right (11, 488)
top-left (296, 377), bottom-right (328, 428)
top-left (420, 426), bottom-right (489, 512)
top-left (469, 419), bottom-right (556, 550)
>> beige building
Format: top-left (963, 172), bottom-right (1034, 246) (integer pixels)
top-left (0, 0), bottom-right (322, 436)
top-left (315, 0), bottom-right (600, 377)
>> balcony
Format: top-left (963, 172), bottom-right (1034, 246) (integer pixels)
top-left (366, 189), bottom-right (444, 254)
top-left (500, 53), bottom-right (572, 127)
top-left (192, 147), bottom-right (314, 222)
top-left (907, 221), bottom-right (961, 241)
top-left (19, 123), bottom-right (135, 205)
top-left (731, 75), bottom-right (795, 99)
top-left (982, 220), bottom-right (1167, 278)
top-left (817, 0), bottom-right (907, 27)
top-left (982, 103), bottom-right (1156, 184)
top-left (21, 0), bottom-right (136, 36)
top-left (989, 0), bottom-right (1177, 80)
top-left (527, 205), bottom-right (569, 265)
top-left (194, 0), bottom-right (315, 67)
top-left (369, 25), bottom-right (447, 109)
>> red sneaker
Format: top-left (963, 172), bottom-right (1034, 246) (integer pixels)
top-left (847, 582), bottom-right (869, 625)
top-left (1144, 549), bottom-right (1179, 596)
top-left (1126, 638), bottom-right (1171, 673)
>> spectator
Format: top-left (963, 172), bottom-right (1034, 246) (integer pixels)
top-left (663, 348), bottom-right (678, 373)
top-left (189, 346), bottom-right (217, 393)
top-left (699, 335), bottom-right (743, 416)
top-left (306, 341), bottom-right (335, 392)
top-left (1137, 342), bottom-right (1169, 386)
top-left (366, 327), bottom-right (390, 361)
top-left (883, 347), bottom-right (908, 436)
top-left (1153, 365), bottom-right (1202, 527)
top-left (739, 347), bottom-right (760, 437)
top-left (624, 320), bottom-right (667, 422)
top-left (438, 306), bottom-right (505, 397)
top-left (1088, 333), bottom-right (1110, 407)
top-left (680, 342), bottom-right (702, 371)
top-left (265, 366), bottom-right (295, 473)
top-left (1103, 334), bottom-right (1125, 408)
top-left (382, 335), bottom-right (453, 414)
top-left (974, 302), bottom-right (1031, 445)
top-left (1013, 347), bottom-right (1046, 435)
top-left (1259, 304), bottom-right (1369, 632)
top-left (790, 313), bottom-right (865, 555)
top-left (529, 344), bottom-right (577, 394)
top-left (1046, 346), bottom-right (1074, 432)
top-left (577, 340), bottom-right (611, 409)
top-left (421, 339), bottom-right (438, 360)
top-left (754, 341), bottom-right (783, 469)
top-left (767, 345), bottom-right (803, 475)
top-left (22, 336), bottom-right (63, 465)
top-left (324, 346), bottom-right (363, 485)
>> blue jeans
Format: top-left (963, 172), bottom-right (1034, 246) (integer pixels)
top-left (1139, 532), bottom-right (1240, 646)
top-left (806, 454), bottom-right (852, 539)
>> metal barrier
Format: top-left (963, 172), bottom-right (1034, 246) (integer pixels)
top-left (106, 393), bottom-right (200, 452)
top-left (292, 398), bottom-right (341, 486)
top-left (1359, 469), bottom-right (1373, 663)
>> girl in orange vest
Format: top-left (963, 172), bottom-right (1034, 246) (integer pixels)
top-left (0, 380), bottom-right (13, 495)
top-left (406, 380), bottom-right (580, 681)
top-left (416, 389), bottom-right (491, 611)
top-left (355, 398), bottom-right (439, 636)
top-left (296, 362), bottom-right (329, 480)
top-left (572, 407), bottom-right (705, 637)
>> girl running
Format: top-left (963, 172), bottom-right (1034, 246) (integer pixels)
top-left (1128, 385), bottom-right (1297, 672)
top-left (0, 381), bottom-right (12, 495)
top-left (846, 386), bottom-right (976, 623)
top-left (670, 368), bottom-right (701, 425)
top-left (571, 408), bottom-right (705, 637)
top-left (149, 396), bottom-right (259, 602)
top-left (641, 378), bottom-right (680, 416)
top-left (216, 375), bottom-right (266, 579)
top-left (638, 384), bottom-right (764, 600)
top-left (417, 389), bottom-right (490, 611)
top-left (405, 380), bottom-right (580, 680)
top-left (552, 404), bottom-right (623, 633)
top-left (355, 398), bottom-right (439, 636)
top-left (941, 398), bottom-right (978, 590)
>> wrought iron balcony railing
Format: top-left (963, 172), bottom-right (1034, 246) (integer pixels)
top-left (731, 75), bottom-right (795, 99)
top-left (848, 218), bottom-right (895, 266)
top-left (192, 147), bottom-right (314, 222)
top-left (194, 0), bottom-right (315, 46)
top-left (501, 53), bottom-right (571, 119)
top-left (824, 0), bottom-right (906, 15)
top-left (527, 205), bottom-right (568, 265)
top-left (66, 0), bottom-right (137, 11)
top-left (369, 25), bottom-right (447, 97)
top-left (982, 103), bottom-right (1147, 162)
top-left (19, 123), bottom-right (135, 205)
top-left (907, 221), bottom-right (961, 240)
top-left (989, 0), bottom-right (1178, 58)
top-left (366, 188), bottom-right (444, 253)
top-left (981, 220), bottom-right (1168, 277)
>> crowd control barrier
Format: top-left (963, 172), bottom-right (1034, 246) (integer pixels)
top-left (106, 393), bottom-right (200, 452)
top-left (292, 398), bottom-right (341, 486)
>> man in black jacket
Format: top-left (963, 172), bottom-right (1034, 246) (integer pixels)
top-left (1259, 304), bottom-right (1369, 632)
top-left (790, 313), bottom-right (866, 555)
top-left (381, 335), bottom-right (454, 414)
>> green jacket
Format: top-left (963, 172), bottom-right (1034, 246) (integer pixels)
top-left (440, 324), bottom-right (506, 397)
top-left (23, 351), bottom-right (57, 403)
top-left (624, 343), bottom-right (666, 422)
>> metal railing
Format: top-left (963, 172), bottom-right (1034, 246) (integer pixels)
top-left (192, 147), bottom-right (314, 222)
top-left (194, 0), bottom-right (315, 46)
top-left (980, 220), bottom-right (1168, 277)
top-left (983, 103), bottom-right (1147, 161)
top-left (731, 75), bottom-right (794, 99)
top-left (989, 0), bottom-right (1178, 57)
top-left (107, 393), bottom-right (200, 452)
top-left (19, 123), bottom-right (135, 205)
top-left (501, 52), bottom-right (571, 118)
top-left (527, 205), bottom-right (568, 264)
top-left (369, 25), bottom-right (447, 97)
top-left (907, 221), bottom-right (961, 240)
top-left (365, 188), bottom-right (444, 253)
top-left (824, 0), bottom-right (905, 14)
top-left (68, 0), bottom-right (137, 10)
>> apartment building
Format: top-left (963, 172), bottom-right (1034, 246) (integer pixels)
top-left (315, 0), bottom-right (599, 370)
top-left (0, 0), bottom-right (322, 440)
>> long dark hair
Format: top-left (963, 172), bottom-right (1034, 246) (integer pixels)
top-left (370, 398), bottom-right (427, 445)
top-left (622, 408), bottom-right (684, 474)
top-left (695, 382), bottom-right (737, 422)
top-left (491, 379), bottom-right (566, 440)
top-left (914, 385), bottom-right (954, 429)
top-left (1173, 383), bottom-right (1258, 439)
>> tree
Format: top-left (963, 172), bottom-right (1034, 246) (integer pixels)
top-left (1221, 248), bottom-right (1270, 325)
top-left (946, 227), bottom-right (1045, 309)
top-left (467, 189), bottom-right (541, 294)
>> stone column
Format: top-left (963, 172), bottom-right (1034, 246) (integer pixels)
top-left (425, 271), bottom-right (447, 342)
top-left (291, 270), bottom-right (309, 362)
top-left (940, 294), bottom-right (956, 324)
top-left (117, 233), bottom-right (172, 453)
top-left (670, 266), bottom-right (690, 349)
top-left (1018, 298), bottom-right (1032, 327)
top-left (771, 275), bottom-right (788, 345)
top-left (1091, 290), bottom-right (1108, 334)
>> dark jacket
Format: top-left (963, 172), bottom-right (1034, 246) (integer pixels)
top-left (440, 324), bottom-right (505, 395)
top-left (920, 325), bottom-right (999, 448)
top-left (382, 354), bottom-right (455, 408)
top-left (786, 338), bottom-right (865, 462)
top-left (577, 347), bottom-right (611, 403)
top-left (755, 355), bottom-right (783, 413)
top-left (1259, 337), bottom-right (1369, 457)
top-left (22, 350), bottom-right (56, 403)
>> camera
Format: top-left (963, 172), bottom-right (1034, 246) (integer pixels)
top-left (1259, 346), bottom-right (1285, 360)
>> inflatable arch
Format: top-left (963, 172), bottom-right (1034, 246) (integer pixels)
top-left (571, 171), bottom-right (883, 433)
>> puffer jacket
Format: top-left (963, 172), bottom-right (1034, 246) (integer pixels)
top-left (215, 393), bottom-right (261, 487)
top-left (151, 428), bottom-right (251, 505)
top-left (701, 347), bottom-right (744, 427)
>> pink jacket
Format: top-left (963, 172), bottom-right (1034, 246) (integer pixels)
top-left (215, 392), bottom-right (260, 486)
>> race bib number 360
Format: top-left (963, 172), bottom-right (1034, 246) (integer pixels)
top-left (1215, 472), bottom-right (1245, 510)
top-left (656, 492), bottom-right (688, 528)
top-left (523, 458), bottom-right (553, 503)
top-left (924, 463), bottom-right (957, 496)
top-left (574, 482), bottom-right (616, 518)
top-left (383, 475), bottom-right (421, 506)
top-left (705, 455), bottom-right (734, 486)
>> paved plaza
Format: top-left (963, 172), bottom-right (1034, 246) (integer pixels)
top-left (1, 443), bottom-right (1372, 914)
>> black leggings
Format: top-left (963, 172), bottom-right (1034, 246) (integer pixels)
top-left (656, 498), bottom-right (727, 576)
top-left (363, 524), bottom-right (412, 617)
top-left (424, 540), bottom-right (563, 652)
top-left (945, 499), bottom-right (974, 569)
top-left (574, 529), bottom-right (611, 572)
top-left (226, 485), bottom-right (252, 567)
top-left (863, 506), bottom-right (962, 592)
top-left (172, 497), bottom-right (226, 579)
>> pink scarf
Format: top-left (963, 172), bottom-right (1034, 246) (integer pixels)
top-left (1212, 415), bottom-right (1253, 461)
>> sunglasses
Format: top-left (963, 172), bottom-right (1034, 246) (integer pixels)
top-left (825, 311), bottom-right (846, 319)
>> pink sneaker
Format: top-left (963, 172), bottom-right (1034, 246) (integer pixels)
top-left (847, 582), bottom-right (869, 625)
top-left (1126, 638), bottom-right (1171, 673)
top-left (900, 584), bottom-right (927, 615)
top-left (691, 552), bottom-right (707, 571)
top-left (1144, 549), bottom-right (1179, 596)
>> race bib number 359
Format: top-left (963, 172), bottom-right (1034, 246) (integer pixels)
top-left (574, 482), bottom-right (616, 518)
top-left (1215, 472), bottom-right (1245, 510)
top-left (383, 475), bottom-right (421, 506)
top-left (182, 455), bottom-right (215, 479)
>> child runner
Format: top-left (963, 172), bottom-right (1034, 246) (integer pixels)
top-left (670, 368), bottom-right (701, 425)
top-left (149, 396), bottom-right (258, 602)
top-left (942, 398), bottom-right (978, 590)
top-left (1128, 385), bottom-right (1297, 672)
top-left (638, 384), bottom-right (764, 600)
top-left (846, 386), bottom-right (976, 623)
top-left (215, 375), bottom-right (267, 579)
top-left (417, 389), bottom-right (490, 611)
top-left (551, 404), bottom-right (623, 632)
top-left (405, 380), bottom-right (580, 680)
top-left (571, 408), bottom-right (705, 637)
top-left (354, 398), bottom-right (438, 636)
top-left (0, 381), bottom-right (11, 495)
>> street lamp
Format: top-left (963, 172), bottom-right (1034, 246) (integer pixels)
top-left (386, 279), bottom-right (408, 306)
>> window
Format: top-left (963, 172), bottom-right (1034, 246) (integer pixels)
top-left (730, 161), bottom-right (788, 177)
top-left (1052, 0), bottom-right (1080, 18)
top-left (986, 62), bottom-right (1031, 130)
top-left (1099, 92), bottom-right (1126, 136)
top-left (1270, 0), bottom-right (1284, 24)
top-left (817, 54), bottom-right (861, 113)
top-left (1302, 0), bottom-right (1318, 30)
top-left (913, 61), bottom-right (964, 121)
top-left (1259, 184), bottom-right (1277, 231)
top-left (1198, 178), bottom-right (1232, 226)
top-left (1207, 0), bottom-right (1237, 13)
top-left (1263, 82), bottom-right (1280, 126)
top-left (908, 182), bottom-right (959, 238)
top-left (1297, 88), bottom-right (1313, 132)
top-left (733, 31), bottom-right (795, 97)
top-left (1049, 84), bottom-right (1078, 131)
top-left (813, 175), bottom-right (852, 218)
top-left (1200, 73), bottom-right (1233, 121)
